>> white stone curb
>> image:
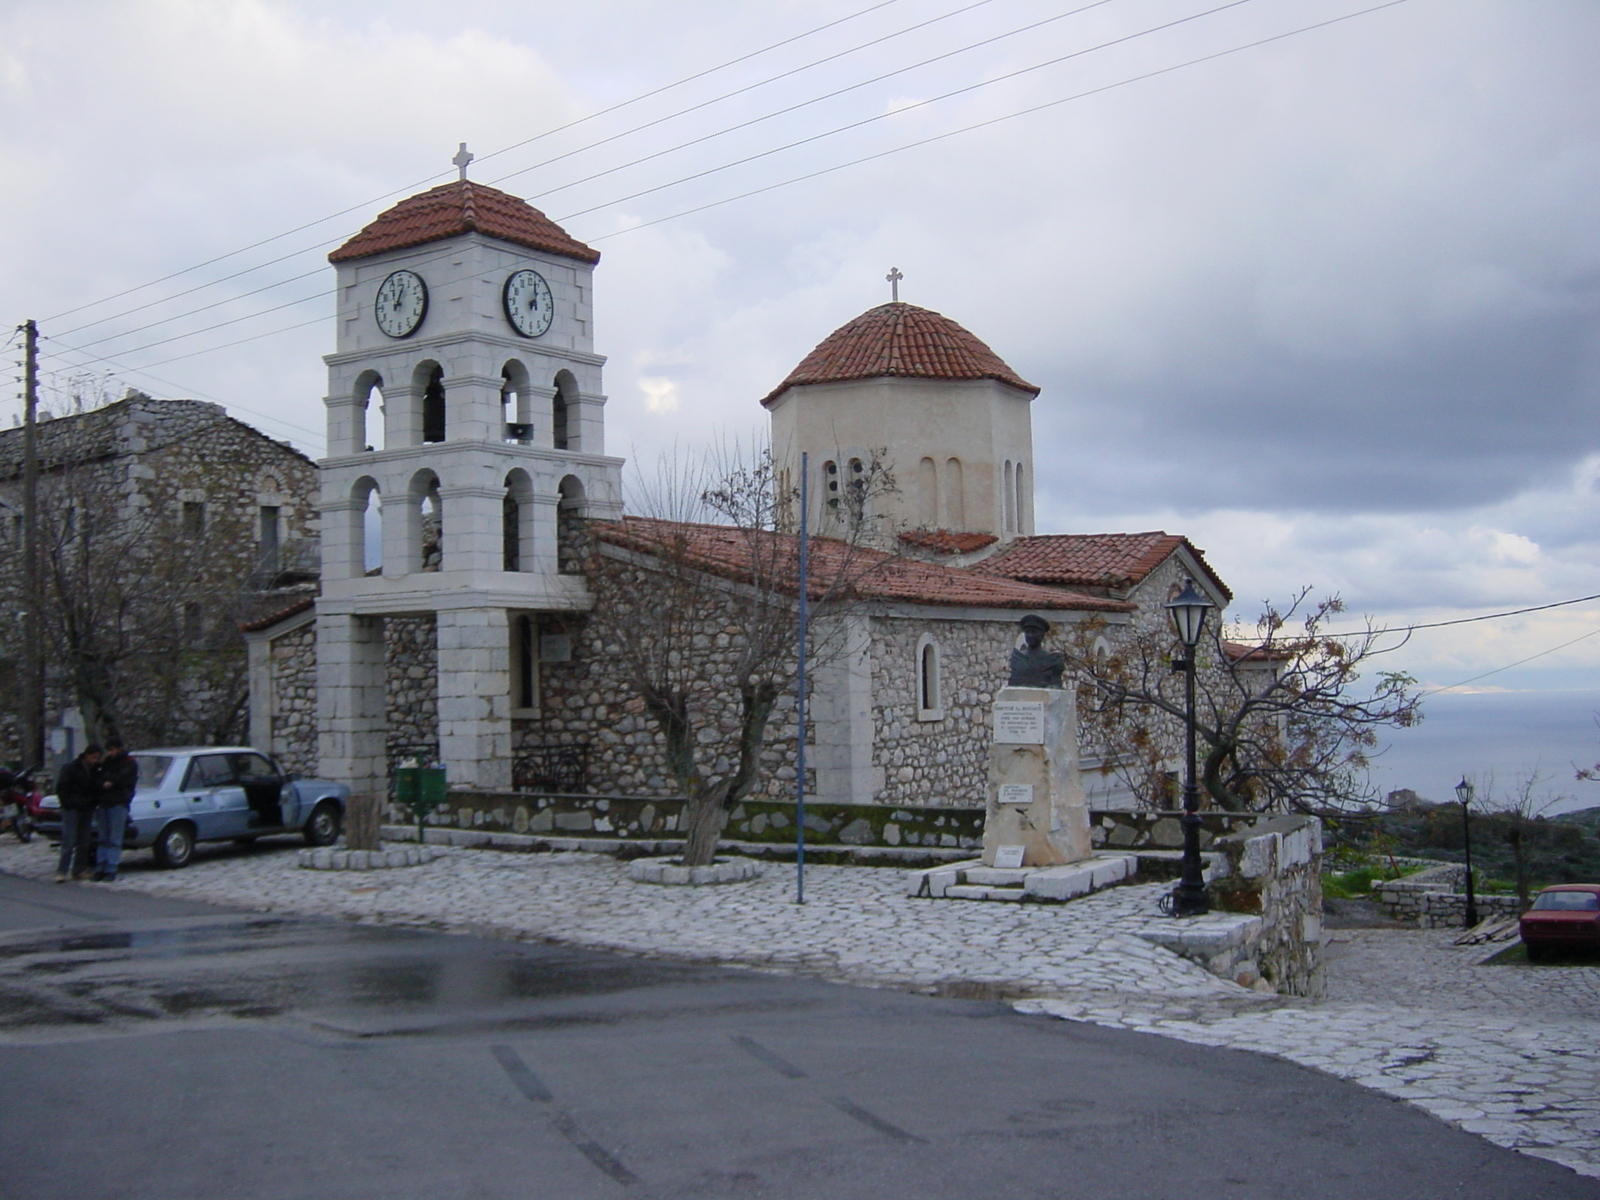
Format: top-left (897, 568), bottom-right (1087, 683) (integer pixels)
top-left (297, 846), bottom-right (445, 871)
top-left (627, 855), bottom-right (764, 886)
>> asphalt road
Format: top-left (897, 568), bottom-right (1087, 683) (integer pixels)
top-left (0, 869), bottom-right (1592, 1200)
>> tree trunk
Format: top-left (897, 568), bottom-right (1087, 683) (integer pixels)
top-left (681, 793), bottom-right (729, 867)
top-left (345, 792), bottom-right (383, 850)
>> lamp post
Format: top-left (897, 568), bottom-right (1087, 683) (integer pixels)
top-left (1166, 579), bottom-right (1214, 918)
top-left (1454, 778), bottom-right (1479, 928)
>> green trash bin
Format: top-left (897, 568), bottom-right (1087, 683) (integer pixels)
top-left (394, 765), bottom-right (448, 842)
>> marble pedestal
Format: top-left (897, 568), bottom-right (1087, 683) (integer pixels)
top-left (981, 686), bottom-right (1093, 868)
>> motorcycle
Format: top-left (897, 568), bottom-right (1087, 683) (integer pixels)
top-left (0, 768), bottom-right (40, 843)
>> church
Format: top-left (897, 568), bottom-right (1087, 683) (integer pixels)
top-left (243, 166), bottom-right (1233, 817)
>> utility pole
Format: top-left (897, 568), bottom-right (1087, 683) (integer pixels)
top-left (21, 320), bottom-right (43, 769)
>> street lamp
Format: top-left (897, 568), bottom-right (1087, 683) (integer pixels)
top-left (1166, 579), bottom-right (1214, 918)
top-left (1453, 778), bottom-right (1480, 928)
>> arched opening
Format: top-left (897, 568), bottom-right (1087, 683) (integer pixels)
top-left (504, 469), bottom-right (535, 572)
top-left (918, 457), bottom-right (937, 526)
top-left (501, 360), bottom-right (531, 443)
top-left (1014, 462), bottom-right (1027, 534)
top-left (822, 459), bottom-right (839, 520)
top-left (354, 370), bottom-right (384, 453)
top-left (408, 469), bottom-right (442, 573)
top-left (352, 476), bottom-right (382, 576)
top-left (943, 457), bottom-right (965, 528)
top-left (558, 475), bottom-right (587, 574)
top-left (419, 363), bottom-right (446, 444)
top-left (552, 369), bottom-right (578, 450)
top-left (916, 634), bottom-right (943, 721)
top-left (1003, 460), bottom-right (1015, 533)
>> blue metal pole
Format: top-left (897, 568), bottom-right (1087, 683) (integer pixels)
top-left (796, 452), bottom-right (809, 905)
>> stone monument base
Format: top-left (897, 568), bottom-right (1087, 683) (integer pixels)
top-left (907, 852), bottom-right (1138, 903)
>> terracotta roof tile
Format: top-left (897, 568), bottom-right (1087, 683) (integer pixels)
top-left (593, 518), bottom-right (1130, 613)
top-left (898, 529), bottom-right (999, 555)
top-left (761, 302), bottom-right (1038, 407)
top-left (330, 181), bottom-right (600, 265)
top-left (238, 593), bottom-right (316, 633)
top-left (974, 532), bottom-right (1232, 602)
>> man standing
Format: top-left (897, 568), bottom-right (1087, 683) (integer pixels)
top-left (54, 744), bottom-right (101, 883)
top-left (93, 737), bottom-right (138, 883)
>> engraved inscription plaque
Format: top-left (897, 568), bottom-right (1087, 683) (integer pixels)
top-left (994, 845), bottom-right (1027, 869)
top-left (994, 701), bottom-right (1045, 744)
top-left (999, 784), bottom-right (1034, 807)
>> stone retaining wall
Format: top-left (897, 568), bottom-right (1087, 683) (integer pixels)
top-left (1207, 815), bottom-right (1325, 997)
top-left (1375, 866), bottom-right (1527, 928)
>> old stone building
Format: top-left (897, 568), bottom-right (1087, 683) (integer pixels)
top-left (0, 394), bottom-right (317, 762)
top-left (242, 168), bottom-right (1235, 815)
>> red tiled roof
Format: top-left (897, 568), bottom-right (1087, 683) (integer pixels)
top-left (238, 595), bottom-right (315, 633)
top-left (974, 532), bottom-right (1233, 602)
top-left (330, 180), bottom-right (600, 265)
top-left (898, 529), bottom-right (999, 555)
top-left (593, 518), bottom-right (1130, 613)
top-left (761, 302), bottom-right (1038, 407)
top-left (1223, 640), bottom-right (1291, 663)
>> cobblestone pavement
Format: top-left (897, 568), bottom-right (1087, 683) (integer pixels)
top-left (3, 838), bottom-right (1597, 1180)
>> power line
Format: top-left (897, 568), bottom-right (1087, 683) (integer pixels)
top-left (51, 0), bottom-right (1015, 355)
top-left (38, 0), bottom-right (906, 331)
top-left (1329, 592), bottom-right (1600, 640)
top-left (589, 0), bottom-right (1414, 239)
top-left (1422, 628), bottom-right (1600, 697)
top-left (554, 0), bottom-right (1257, 222)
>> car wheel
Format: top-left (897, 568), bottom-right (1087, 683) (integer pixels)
top-left (303, 801), bottom-right (341, 847)
top-left (153, 822), bottom-right (195, 869)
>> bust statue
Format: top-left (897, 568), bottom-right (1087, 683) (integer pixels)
top-left (1007, 614), bottom-right (1065, 688)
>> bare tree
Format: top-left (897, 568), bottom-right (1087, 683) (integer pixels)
top-left (587, 446), bottom-right (894, 866)
top-left (5, 421), bottom-right (253, 748)
top-left (1480, 768), bottom-right (1565, 907)
top-left (1065, 590), bottom-right (1422, 813)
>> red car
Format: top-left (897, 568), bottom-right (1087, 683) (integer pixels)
top-left (1519, 885), bottom-right (1600, 961)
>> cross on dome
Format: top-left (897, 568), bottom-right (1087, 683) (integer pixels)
top-left (452, 142), bottom-right (474, 181)
top-left (886, 266), bottom-right (904, 303)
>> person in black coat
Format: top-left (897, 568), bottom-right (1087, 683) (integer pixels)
top-left (93, 737), bottom-right (138, 882)
top-left (54, 745), bottom-right (102, 883)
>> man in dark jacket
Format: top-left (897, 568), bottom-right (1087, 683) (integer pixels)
top-left (94, 737), bottom-right (138, 882)
top-left (54, 745), bottom-right (101, 883)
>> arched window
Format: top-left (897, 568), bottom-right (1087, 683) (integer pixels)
top-left (916, 634), bottom-right (943, 721)
top-left (421, 364), bottom-right (446, 444)
top-left (504, 469), bottom-right (535, 572)
top-left (501, 360), bottom-right (531, 443)
top-left (943, 457), bottom-right (965, 528)
top-left (558, 475), bottom-right (587, 574)
top-left (552, 370), bottom-right (578, 450)
top-left (354, 370), bottom-right (384, 453)
top-left (351, 476), bottom-right (381, 577)
top-left (407, 470), bottom-right (442, 573)
top-left (1003, 460), bottom-right (1015, 532)
top-left (822, 460), bottom-right (839, 517)
top-left (918, 457), bottom-right (937, 526)
top-left (1014, 462), bottom-right (1027, 534)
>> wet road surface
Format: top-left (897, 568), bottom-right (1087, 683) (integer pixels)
top-left (2, 868), bottom-right (1593, 1200)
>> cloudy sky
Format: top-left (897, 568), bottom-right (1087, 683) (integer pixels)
top-left (2, 0), bottom-right (1597, 801)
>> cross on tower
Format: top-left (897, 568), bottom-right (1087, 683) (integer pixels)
top-left (886, 266), bottom-right (904, 303)
top-left (453, 142), bottom-right (474, 181)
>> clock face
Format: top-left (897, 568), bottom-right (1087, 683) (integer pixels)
top-left (374, 270), bottom-right (427, 338)
top-left (503, 269), bottom-right (554, 338)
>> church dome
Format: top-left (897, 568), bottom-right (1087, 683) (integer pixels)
top-left (760, 301), bottom-right (1038, 407)
top-left (330, 180), bottom-right (600, 265)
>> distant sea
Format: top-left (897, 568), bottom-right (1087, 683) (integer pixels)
top-left (1367, 688), bottom-right (1600, 816)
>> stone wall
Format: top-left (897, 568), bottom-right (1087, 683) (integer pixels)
top-left (1206, 815), bottom-right (1325, 997)
top-left (385, 615), bottom-right (439, 763)
top-left (412, 789), bottom-right (987, 851)
top-left (268, 620), bottom-right (318, 776)
top-left (1375, 866), bottom-right (1527, 927)
top-left (867, 615), bottom-right (1015, 807)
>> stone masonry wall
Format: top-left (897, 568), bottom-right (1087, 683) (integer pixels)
top-left (1375, 866), bottom-right (1527, 927)
top-left (1208, 815), bottom-right (1325, 997)
top-left (268, 620), bottom-right (317, 777)
top-left (868, 615), bottom-right (1018, 808)
top-left (385, 615), bottom-right (439, 764)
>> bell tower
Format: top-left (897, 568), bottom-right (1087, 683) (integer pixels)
top-left (316, 151), bottom-right (622, 794)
